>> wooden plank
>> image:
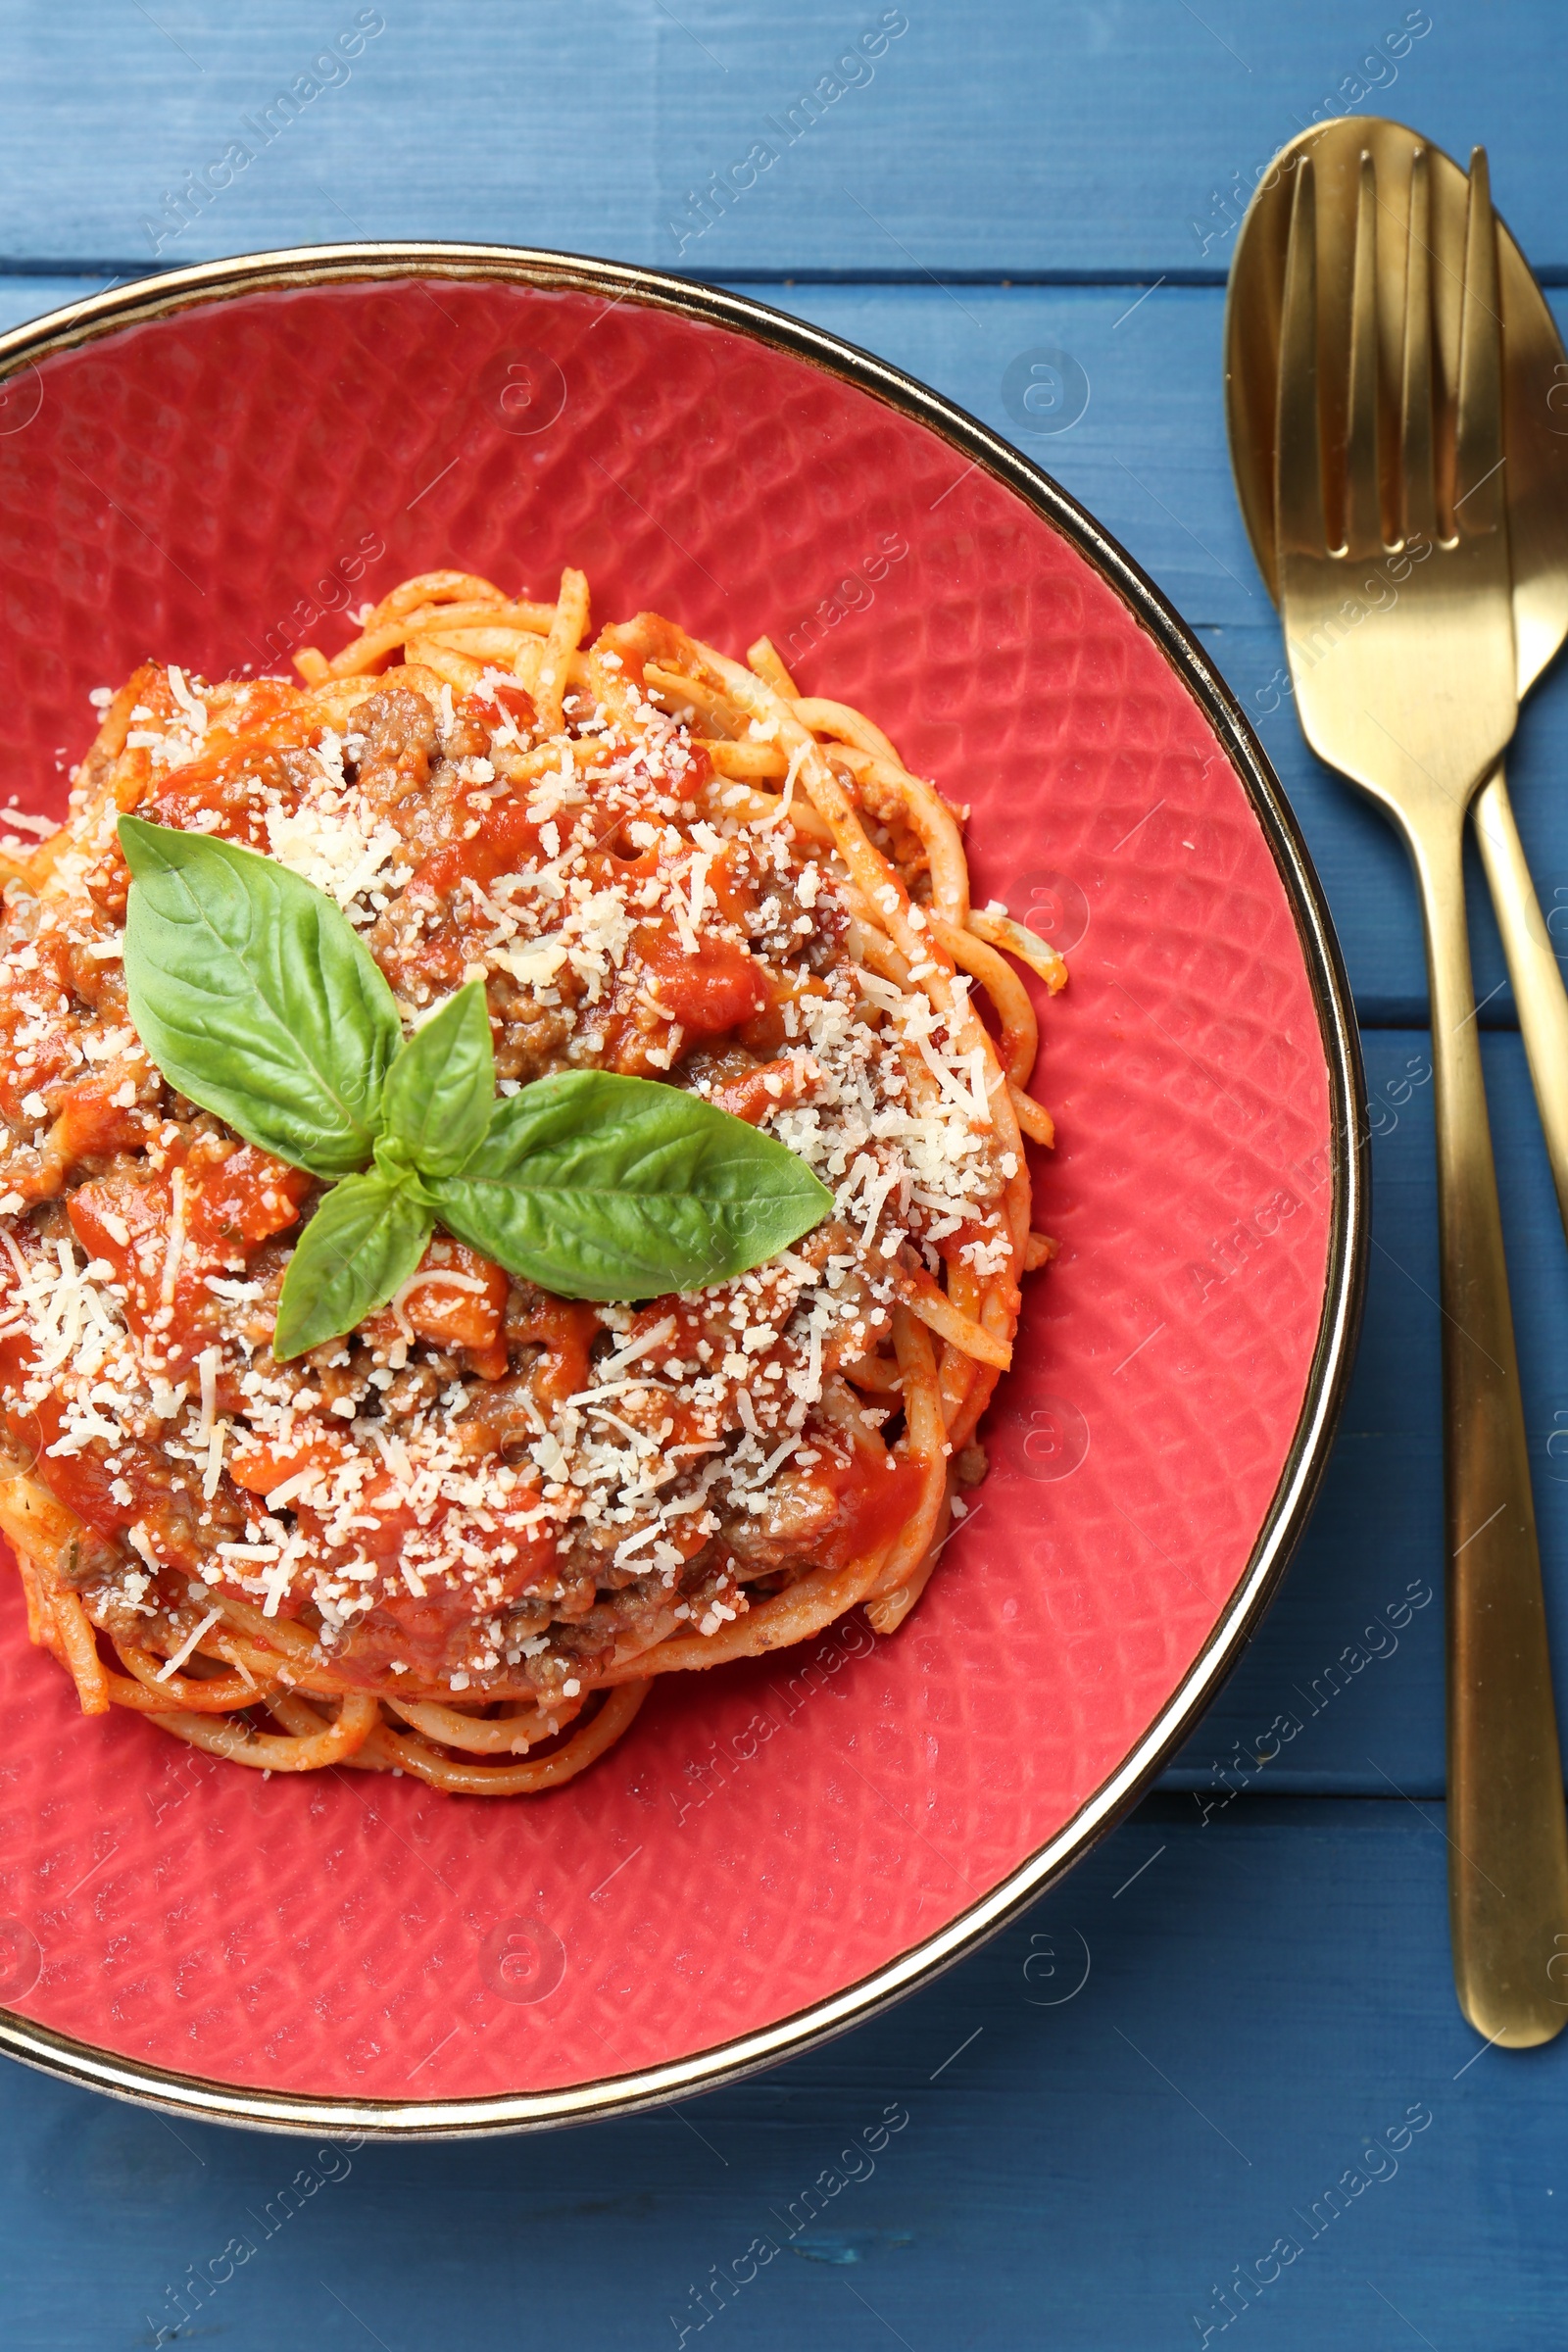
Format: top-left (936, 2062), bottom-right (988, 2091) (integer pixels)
top-left (0, 279), bottom-right (105, 329)
top-left (0, 5), bottom-right (659, 269)
top-left (0, 1796), bottom-right (1558, 2348)
top-left (2, 3), bottom-right (1564, 278)
top-left (653, 2), bottom-right (1565, 278)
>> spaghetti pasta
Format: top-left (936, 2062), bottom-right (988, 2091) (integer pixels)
top-left (0, 567), bottom-right (1064, 1793)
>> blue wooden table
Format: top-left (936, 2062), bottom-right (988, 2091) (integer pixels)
top-left (4, 7), bottom-right (1568, 2344)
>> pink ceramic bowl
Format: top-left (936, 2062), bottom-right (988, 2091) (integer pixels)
top-left (0, 246), bottom-right (1363, 2133)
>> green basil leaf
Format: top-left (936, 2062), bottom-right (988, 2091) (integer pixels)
top-left (273, 1171), bottom-right (432, 1359)
top-left (119, 815), bottom-right (402, 1179)
top-left (426, 1069), bottom-right (832, 1300)
top-left (378, 981), bottom-right (495, 1178)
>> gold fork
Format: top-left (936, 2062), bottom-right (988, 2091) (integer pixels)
top-left (1278, 146), bottom-right (1568, 2045)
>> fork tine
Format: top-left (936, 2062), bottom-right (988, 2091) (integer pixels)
top-left (1276, 153), bottom-right (1324, 559)
top-left (1399, 146), bottom-right (1437, 543)
top-left (1344, 149), bottom-right (1381, 559)
top-left (1454, 145), bottom-right (1504, 535)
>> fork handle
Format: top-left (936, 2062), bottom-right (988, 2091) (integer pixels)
top-left (1473, 764), bottom-right (1568, 1249)
top-left (1411, 799), bottom-right (1568, 2046)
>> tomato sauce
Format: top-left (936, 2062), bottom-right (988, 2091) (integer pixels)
top-left (46, 1073), bottom-right (150, 1165)
top-left (0, 1353), bottom-right (217, 1576)
top-left (505, 1292), bottom-right (599, 1407)
top-left (810, 1442), bottom-right (928, 1574)
top-left (639, 925), bottom-right (771, 1034)
top-left (68, 1136), bottom-right (312, 1360)
top-left (359, 1237), bottom-right (512, 1380)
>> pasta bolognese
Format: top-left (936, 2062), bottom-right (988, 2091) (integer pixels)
top-left (0, 566), bottom-right (1062, 1794)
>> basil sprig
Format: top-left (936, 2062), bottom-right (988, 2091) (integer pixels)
top-left (118, 817), bottom-right (830, 1359)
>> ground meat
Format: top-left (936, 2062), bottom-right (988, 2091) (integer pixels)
top-left (487, 968), bottom-right (582, 1082)
top-left (353, 687), bottom-right (438, 825)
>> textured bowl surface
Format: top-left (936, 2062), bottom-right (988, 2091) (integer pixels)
top-left (0, 268), bottom-right (1342, 2117)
